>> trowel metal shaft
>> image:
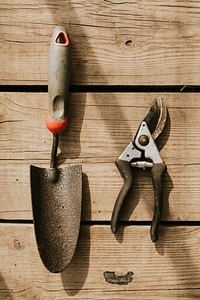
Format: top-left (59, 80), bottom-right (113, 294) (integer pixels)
top-left (50, 133), bottom-right (59, 168)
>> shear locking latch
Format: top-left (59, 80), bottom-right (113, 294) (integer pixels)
top-left (111, 98), bottom-right (167, 242)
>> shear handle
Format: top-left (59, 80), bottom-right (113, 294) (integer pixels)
top-left (150, 162), bottom-right (166, 242)
top-left (111, 159), bottom-right (133, 233)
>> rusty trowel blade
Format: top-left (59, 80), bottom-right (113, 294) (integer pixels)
top-left (30, 164), bottom-right (82, 273)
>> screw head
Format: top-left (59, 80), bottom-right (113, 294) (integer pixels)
top-left (138, 135), bottom-right (149, 146)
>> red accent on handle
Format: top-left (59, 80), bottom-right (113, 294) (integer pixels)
top-left (46, 113), bottom-right (68, 134)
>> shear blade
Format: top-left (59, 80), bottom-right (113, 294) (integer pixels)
top-left (143, 98), bottom-right (167, 140)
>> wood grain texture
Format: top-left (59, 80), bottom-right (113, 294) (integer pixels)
top-left (0, 224), bottom-right (200, 299)
top-left (1, 92), bottom-right (200, 221)
top-left (1, 0), bottom-right (200, 85)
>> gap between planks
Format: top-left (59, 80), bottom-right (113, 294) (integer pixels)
top-left (1, 85), bottom-right (200, 93)
top-left (2, 220), bottom-right (200, 227)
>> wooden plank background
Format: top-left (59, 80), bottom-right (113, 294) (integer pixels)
top-left (1, 224), bottom-right (200, 299)
top-left (0, 92), bottom-right (200, 222)
top-left (1, 0), bottom-right (200, 85)
top-left (1, 1), bottom-right (200, 299)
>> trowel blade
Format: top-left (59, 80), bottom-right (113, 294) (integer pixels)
top-left (30, 164), bottom-right (82, 273)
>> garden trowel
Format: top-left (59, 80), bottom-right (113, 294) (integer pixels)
top-left (30, 25), bottom-right (82, 273)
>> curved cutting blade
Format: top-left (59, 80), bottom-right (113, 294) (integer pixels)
top-left (143, 97), bottom-right (167, 140)
top-left (30, 164), bottom-right (82, 273)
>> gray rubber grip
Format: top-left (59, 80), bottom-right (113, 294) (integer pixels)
top-left (48, 25), bottom-right (70, 121)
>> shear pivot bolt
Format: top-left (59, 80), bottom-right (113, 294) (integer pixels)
top-left (138, 135), bottom-right (149, 146)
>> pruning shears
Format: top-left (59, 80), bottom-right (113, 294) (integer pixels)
top-left (111, 98), bottom-right (168, 242)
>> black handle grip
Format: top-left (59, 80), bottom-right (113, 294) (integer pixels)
top-left (150, 162), bottom-right (167, 242)
top-left (111, 159), bottom-right (133, 233)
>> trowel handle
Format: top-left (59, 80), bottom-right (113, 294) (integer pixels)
top-left (46, 25), bottom-right (70, 134)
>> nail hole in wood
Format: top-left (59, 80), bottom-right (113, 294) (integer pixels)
top-left (125, 40), bottom-right (133, 46)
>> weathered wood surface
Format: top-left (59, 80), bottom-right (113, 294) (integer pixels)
top-left (1, 92), bottom-right (200, 221)
top-left (0, 224), bottom-right (200, 299)
top-left (1, 0), bottom-right (200, 85)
